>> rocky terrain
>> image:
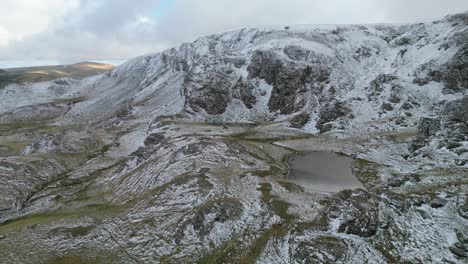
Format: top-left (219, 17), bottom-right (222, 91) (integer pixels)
top-left (0, 12), bottom-right (467, 264)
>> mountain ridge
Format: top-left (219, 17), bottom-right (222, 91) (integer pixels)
top-left (0, 11), bottom-right (467, 264)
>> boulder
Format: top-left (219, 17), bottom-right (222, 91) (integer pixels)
top-left (369, 74), bottom-right (397, 93)
top-left (442, 45), bottom-right (468, 93)
top-left (449, 246), bottom-right (466, 258)
top-left (381, 102), bottom-right (394, 111)
top-left (417, 118), bottom-right (440, 138)
top-left (458, 197), bottom-right (468, 219)
top-left (232, 77), bottom-right (256, 109)
top-left (444, 96), bottom-right (468, 122)
top-left (430, 198), bottom-right (447, 208)
top-left (289, 113), bottom-right (310, 128)
top-left (387, 173), bottom-right (421, 188)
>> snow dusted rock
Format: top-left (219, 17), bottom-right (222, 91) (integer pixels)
top-left (314, 189), bottom-right (379, 238)
top-left (386, 173), bottom-right (421, 188)
top-left (458, 196), bottom-right (468, 220)
top-left (444, 96), bottom-right (468, 122)
top-left (417, 117), bottom-right (440, 138)
top-left (316, 101), bottom-right (351, 132)
top-left (1, 11), bottom-right (468, 264)
top-left (449, 246), bottom-right (466, 258)
top-left (430, 197), bottom-right (448, 208)
top-left (292, 236), bottom-right (347, 263)
top-left (288, 112), bottom-right (310, 128)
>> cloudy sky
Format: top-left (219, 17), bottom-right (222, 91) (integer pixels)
top-left (1, 0), bottom-right (467, 65)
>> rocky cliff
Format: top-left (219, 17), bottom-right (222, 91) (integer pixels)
top-left (0, 12), bottom-right (467, 264)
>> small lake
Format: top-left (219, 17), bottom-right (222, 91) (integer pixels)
top-left (288, 151), bottom-right (364, 193)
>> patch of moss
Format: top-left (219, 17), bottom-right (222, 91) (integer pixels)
top-left (0, 140), bottom-right (29, 154)
top-left (278, 181), bottom-right (304, 193)
top-left (196, 223), bottom-right (288, 264)
top-left (373, 241), bottom-right (400, 263)
top-left (229, 130), bottom-right (315, 144)
top-left (196, 235), bottom-right (244, 264)
top-left (52, 96), bottom-right (87, 104)
top-left (0, 122), bottom-right (81, 136)
top-left (45, 249), bottom-right (120, 264)
top-left (251, 169), bottom-right (273, 178)
top-left (46, 255), bottom-right (101, 264)
top-left (351, 158), bottom-right (382, 190)
top-left (69, 225), bottom-right (95, 237)
top-left (239, 224), bottom-right (287, 264)
top-left (258, 183), bottom-right (295, 222)
top-left (86, 143), bottom-right (114, 160)
top-left (0, 203), bottom-right (125, 235)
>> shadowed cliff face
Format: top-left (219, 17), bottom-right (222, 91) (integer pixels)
top-left (0, 12), bottom-right (467, 264)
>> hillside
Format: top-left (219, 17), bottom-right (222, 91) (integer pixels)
top-left (0, 62), bottom-right (114, 89)
top-left (0, 12), bottom-right (466, 263)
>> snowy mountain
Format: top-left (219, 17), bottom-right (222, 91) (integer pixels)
top-left (0, 12), bottom-right (467, 263)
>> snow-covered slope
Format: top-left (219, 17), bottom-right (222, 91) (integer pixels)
top-left (0, 12), bottom-right (467, 264)
top-left (1, 12), bottom-right (467, 131)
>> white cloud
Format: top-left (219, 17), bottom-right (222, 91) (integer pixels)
top-left (0, 26), bottom-right (9, 47)
top-left (0, 0), bottom-right (79, 41)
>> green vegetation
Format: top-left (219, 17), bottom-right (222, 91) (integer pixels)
top-left (258, 182), bottom-right (295, 222)
top-left (45, 250), bottom-right (121, 264)
top-left (52, 96), bottom-right (87, 104)
top-left (0, 140), bottom-right (30, 155)
top-left (196, 235), bottom-right (244, 264)
top-left (47, 256), bottom-right (100, 264)
top-left (0, 203), bottom-right (125, 235)
top-left (196, 223), bottom-right (288, 264)
top-left (0, 63), bottom-right (114, 89)
top-left (0, 121), bottom-right (81, 136)
top-left (351, 158), bottom-right (382, 191)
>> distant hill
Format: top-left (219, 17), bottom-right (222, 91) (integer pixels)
top-left (0, 62), bottom-right (114, 89)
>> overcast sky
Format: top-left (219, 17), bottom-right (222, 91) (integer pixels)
top-left (1, 0), bottom-right (467, 65)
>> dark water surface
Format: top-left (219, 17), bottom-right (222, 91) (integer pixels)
top-left (288, 151), bottom-right (364, 193)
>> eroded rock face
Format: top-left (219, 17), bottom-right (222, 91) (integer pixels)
top-left (316, 102), bottom-right (351, 133)
top-left (185, 71), bottom-right (233, 115)
top-left (315, 189), bottom-right (379, 237)
top-left (2, 12), bottom-right (468, 264)
top-left (415, 31), bottom-right (468, 93)
top-left (418, 118), bottom-right (441, 138)
top-left (248, 49), bottom-right (329, 114)
top-left (283, 45), bottom-right (311, 61)
top-left (232, 77), bottom-right (256, 109)
top-left (369, 74), bottom-right (397, 94)
top-left (441, 45), bottom-right (468, 93)
top-left (444, 96), bottom-right (468, 123)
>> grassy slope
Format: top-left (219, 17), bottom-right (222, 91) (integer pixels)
top-left (0, 62), bottom-right (114, 89)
